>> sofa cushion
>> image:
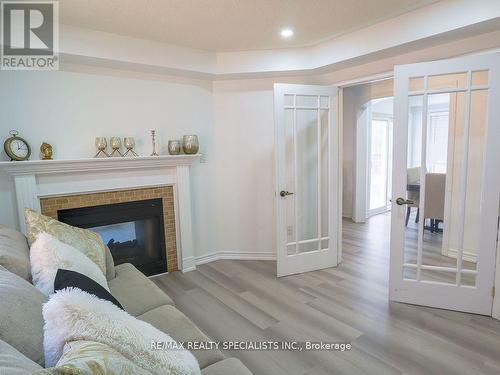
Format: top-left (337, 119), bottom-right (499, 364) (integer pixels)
top-left (202, 358), bottom-right (253, 375)
top-left (0, 267), bottom-right (47, 365)
top-left (137, 305), bottom-right (224, 369)
top-left (108, 263), bottom-right (174, 316)
top-left (0, 339), bottom-right (42, 375)
top-left (0, 225), bottom-right (31, 280)
top-left (24, 209), bottom-right (107, 276)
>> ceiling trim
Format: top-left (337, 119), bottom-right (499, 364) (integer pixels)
top-left (57, 0), bottom-right (500, 80)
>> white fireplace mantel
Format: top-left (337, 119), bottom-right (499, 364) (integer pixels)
top-left (0, 155), bottom-right (200, 272)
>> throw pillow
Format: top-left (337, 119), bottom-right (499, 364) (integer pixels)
top-left (33, 340), bottom-right (152, 375)
top-left (42, 288), bottom-right (201, 374)
top-left (54, 269), bottom-right (123, 309)
top-left (0, 225), bottom-right (31, 280)
top-left (0, 267), bottom-right (47, 365)
top-left (30, 233), bottom-right (109, 297)
top-left (24, 209), bottom-right (106, 275)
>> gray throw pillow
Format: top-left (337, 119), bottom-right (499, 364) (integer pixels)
top-left (0, 267), bottom-right (47, 365)
top-left (0, 225), bottom-right (31, 280)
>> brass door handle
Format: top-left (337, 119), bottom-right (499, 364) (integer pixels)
top-left (395, 197), bottom-right (414, 206)
top-left (280, 190), bottom-right (294, 197)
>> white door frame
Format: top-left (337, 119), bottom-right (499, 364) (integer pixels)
top-left (274, 83), bottom-right (341, 277)
top-left (389, 53), bottom-right (500, 314)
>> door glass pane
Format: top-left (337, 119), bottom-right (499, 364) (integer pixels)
top-left (296, 109), bottom-right (319, 248)
top-left (462, 90), bottom-right (487, 271)
top-left (299, 240), bottom-right (319, 253)
top-left (284, 94), bottom-right (294, 106)
top-left (428, 72), bottom-right (467, 90)
top-left (421, 93), bottom-right (454, 268)
top-left (284, 109), bottom-right (296, 255)
top-left (420, 269), bottom-right (455, 285)
top-left (320, 109), bottom-right (329, 239)
top-left (471, 71), bottom-right (488, 87)
top-left (320, 96), bottom-right (329, 108)
top-left (296, 95), bottom-right (318, 107)
top-left (403, 266), bottom-right (417, 280)
top-left (404, 80), bottom-right (488, 282)
top-left (461, 273), bottom-right (476, 287)
top-left (409, 77), bottom-right (424, 92)
top-left (404, 95), bottom-right (423, 265)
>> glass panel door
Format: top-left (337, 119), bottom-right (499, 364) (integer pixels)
top-left (275, 84), bottom-right (339, 277)
top-left (390, 54), bottom-right (500, 314)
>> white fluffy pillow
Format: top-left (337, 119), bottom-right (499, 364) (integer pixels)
top-left (43, 288), bottom-right (201, 374)
top-left (30, 232), bottom-right (110, 296)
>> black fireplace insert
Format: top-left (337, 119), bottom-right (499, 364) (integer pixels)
top-left (58, 198), bottom-right (167, 276)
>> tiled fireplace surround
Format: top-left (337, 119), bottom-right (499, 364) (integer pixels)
top-left (0, 156), bottom-right (199, 273)
top-left (40, 186), bottom-right (178, 272)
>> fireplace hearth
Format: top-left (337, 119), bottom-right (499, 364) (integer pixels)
top-left (58, 199), bottom-right (167, 276)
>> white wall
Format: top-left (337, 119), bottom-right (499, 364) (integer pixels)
top-left (212, 81), bottom-right (276, 256)
top-left (0, 69), bottom-right (217, 259)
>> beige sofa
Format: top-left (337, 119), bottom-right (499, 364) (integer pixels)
top-left (0, 225), bottom-right (252, 374)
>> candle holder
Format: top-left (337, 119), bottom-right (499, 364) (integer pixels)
top-left (94, 137), bottom-right (109, 158)
top-left (110, 137), bottom-right (123, 157)
top-left (182, 135), bottom-right (199, 155)
top-left (150, 130), bottom-right (159, 156)
top-left (168, 140), bottom-right (181, 155)
top-left (123, 137), bottom-right (138, 157)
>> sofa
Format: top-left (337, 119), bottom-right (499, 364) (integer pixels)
top-left (0, 224), bottom-right (253, 374)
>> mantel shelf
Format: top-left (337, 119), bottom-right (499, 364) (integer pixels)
top-left (0, 154), bottom-right (201, 175)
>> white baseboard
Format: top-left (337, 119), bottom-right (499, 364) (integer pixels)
top-left (181, 256), bottom-right (197, 273)
top-left (445, 248), bottom-right (478, 263)
top-left (195, 250), bottom-right (276, 266)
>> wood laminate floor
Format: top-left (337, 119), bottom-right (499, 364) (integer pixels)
top-left (152, 213), bottom-right (500, 375)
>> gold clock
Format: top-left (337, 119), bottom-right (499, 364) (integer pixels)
top-left (4, 130), bottom-right (31, 161)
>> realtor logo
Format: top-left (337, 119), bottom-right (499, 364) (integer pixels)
top-left (1, 1), bottom-right (59, 70)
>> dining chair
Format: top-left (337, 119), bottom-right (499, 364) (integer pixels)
top-left (423, 173), bottom-right (446, 232)
top-left (406, 167), bottom-right (421, 226)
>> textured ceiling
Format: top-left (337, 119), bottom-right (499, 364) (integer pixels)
top-left (59, 0), bottom-right (439, 52)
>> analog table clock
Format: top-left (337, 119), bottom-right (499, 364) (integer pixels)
top-left (4, 130), bottom-right (31, 161)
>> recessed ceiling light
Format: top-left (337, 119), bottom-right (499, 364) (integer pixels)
top-left (280, 28), bottom-right (294, 38)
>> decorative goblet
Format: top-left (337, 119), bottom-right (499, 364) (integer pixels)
top-left (110, 137), bottom-right (123, 157)
top-left (94, 137), bottom-right (109, 158)
top-left (123, 137), bottom-right (138, 157)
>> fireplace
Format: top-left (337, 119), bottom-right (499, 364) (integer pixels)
top-left (58, 199), bottom-right (167, 276)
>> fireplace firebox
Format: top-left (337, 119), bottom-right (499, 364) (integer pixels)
top-left (58, 199), bottom-right (167, 276)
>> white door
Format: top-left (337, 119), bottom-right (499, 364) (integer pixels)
top-left (274, 84), bottom-right (340, 277)
top-left (389, 54), bottom-right (500, 314)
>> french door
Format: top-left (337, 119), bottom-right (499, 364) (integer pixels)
top-left (274, 84), bottom-right (340, 277)
top-left (389, 54), bottom-right (500, 314)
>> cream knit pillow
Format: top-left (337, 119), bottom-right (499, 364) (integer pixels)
top-left (25, 209), bottom-right (106, 275)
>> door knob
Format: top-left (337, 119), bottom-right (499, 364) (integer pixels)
top-left (280, 190), bottom-right (294, 197)
top-left (395, 197), bottom-right (414, 206)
